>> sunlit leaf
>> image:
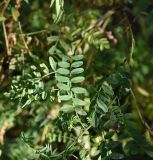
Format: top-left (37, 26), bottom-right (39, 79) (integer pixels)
top-left (57, 83), bottom-right (70, 91)
top-left (71, 68), bottom-right (84, 75)
top-left (58, 61), bottom-right (70, 68)
top-left (71, 76), bottom-right (85, 83)
top-left (57, 68), bottom-right (70, 75)
top-left (49, 57), bottom-right (56, 71)
top-left (71, 61), bottom-right (83, 68)
top-left (56, 75), bottom-right (69, 82)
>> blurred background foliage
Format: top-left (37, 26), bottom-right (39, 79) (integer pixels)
top-left (0, 0), bottom-right (153, 160)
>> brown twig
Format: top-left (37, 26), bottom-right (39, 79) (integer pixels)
top-left (18, 21), bottom-right (32, 54)
top-left (0, 0), bottom-right (11, 56)
top-left (2, 22), bottom-right (11, 56)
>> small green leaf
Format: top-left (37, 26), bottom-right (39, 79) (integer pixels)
top-left (60, 40), bottom-right (69, 51)
top-left (102, 84), bottom-right (114, 96)
top-left (48, 36), bottom-right (59, 42)
top-left (72, 55), bottom-right (84, 61)
top-left (58, 61), bottom-right (70, 68)
top-left (58, 95), bottom-right (71, 101)
top-left (71, 61), bottom-right (83, 68)
top-left (56, 75), bottom-right (69, 82)
top-left (0, 16), bottom-right (6, 22)
top-left (57, 83), bottom-right (70, 91)
top-left (71, 87), bottom-right (87, 94)
top-left (97, 98), bottom-right (108, 113)
top-left (71, 68), bottom-right (84, 74)
top-left (49, 57), bottom-right (56, 71)
top-left (75, 108), bottom-right (87, 116)
top-left (48, 45), bottom-right (56, 55)
top-left (33, 71), bottom-right (41, 78)
top-left (60, 104), bottom-right (74, 113)
top-left (11, 7), bottom-right (20, 21)
top-left (22, 99), bottom-right (32, 108)
top-left (57, 68), bottom-right (70, 75)
top-left (40, 63), bottom-right (49, 74)
top-left (71, 76), bottom-right (85, 83)
top-left (42, 91), bottom-right (47, 100)
top-left (73, 98), bottom-right (85, 106)
top-left (50, 0), bottom-right (55, 7)
top-left (30, 65), bottom-right (37, 70)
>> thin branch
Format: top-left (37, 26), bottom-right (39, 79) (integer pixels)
top-left (18, 21), bottom-right (32, 54)
top-left (2, 21), bottom-right (11, 56)
top-left (18, 29), bottom-right (48, 36)
top-left (0, 0), bottom-right (11, 56)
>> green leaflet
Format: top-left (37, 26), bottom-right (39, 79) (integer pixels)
top-left (71, 61), bottom-right (83, 68)
top-left (71, 76), bottom-right (85, 83)
top-left (59, 40), bottom-right (69, 51)
top-left (72, 55), bottom-right (84, 61)
top-left (97, 98), bottom-right (108, 113)
top-left (48, 36), bottom-right (59, 42)
top-left (75, 108), bottom-right (87, 116)
top-left (73, 98), bottom-right (85, 106)
top-left (60, 104), bottom-right (74, 113)
top-left (30, 65), bottom-right (37, 70)
top-left (48, 45), bottom-right (56, 55)
top-left (71, 87), bottom-right (87, 94)
top-left (58, 61), bottom-right (70, 68)
top-left (57, 68), bottom-right (70, 75)
top-left (40, 63), bottom-right (49, 74)
top-left (56, 75), bottom-right (69, 82)
top-left (58, 95), bottom-right (71, 101)
top-left (11, 7), bottom-right (20, 21)
top-left (57, 83), bottom-right (70, 91)
top-left (102, 84), bottom-right (114, 96)
top-left (49, 57), bottom-right (56, 71)
top-left (42, 91), bottom-right (47, 100)
top-left (71, 68), bottom-right (84, 75)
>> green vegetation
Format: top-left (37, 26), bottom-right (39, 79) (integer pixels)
top-left (0, 0), bottom-right (153, 159)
